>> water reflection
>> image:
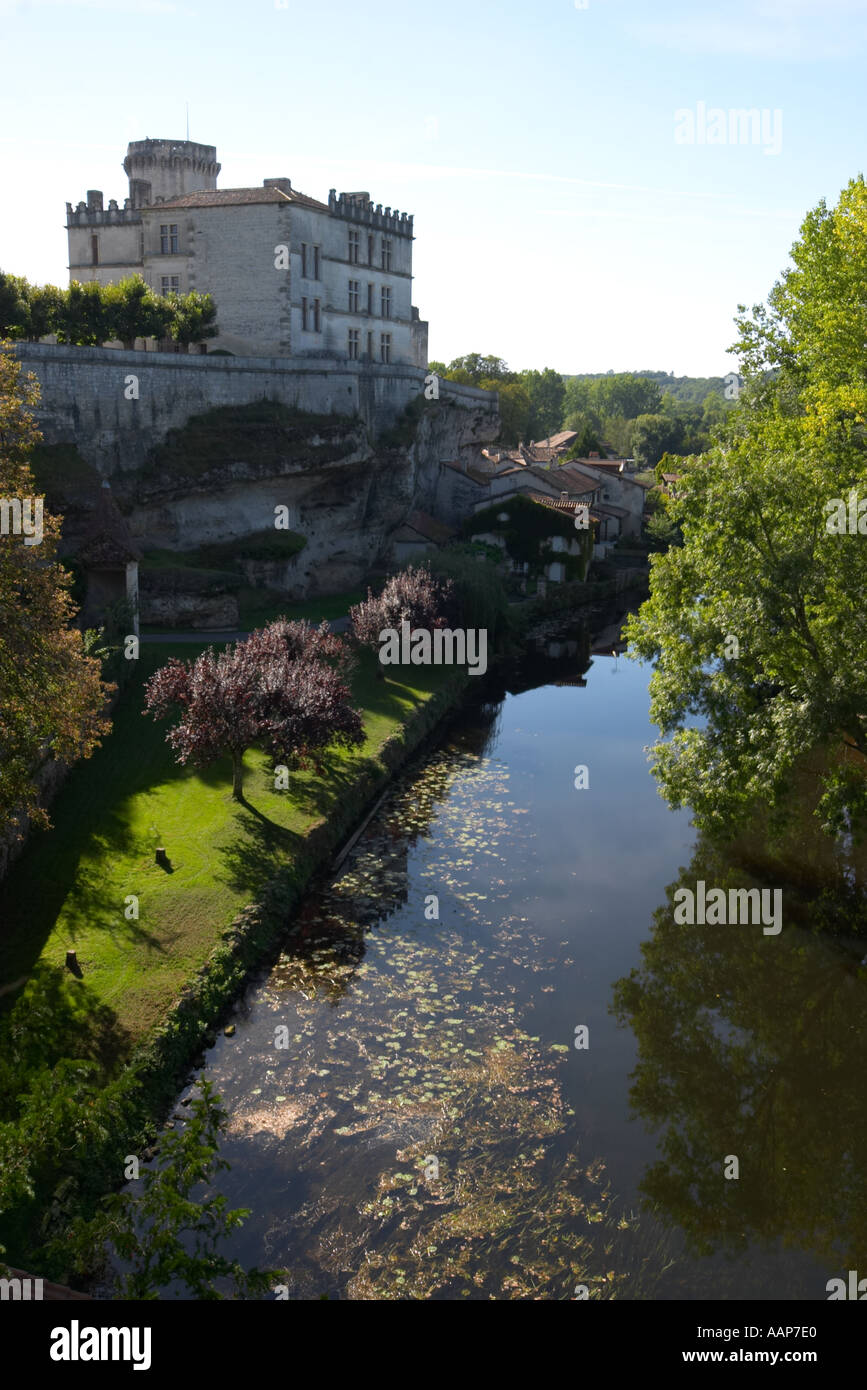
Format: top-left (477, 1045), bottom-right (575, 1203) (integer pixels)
top-left (613, 792), bottom-right (867, 1284)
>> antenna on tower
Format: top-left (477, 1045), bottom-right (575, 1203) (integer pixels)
top-left (186, 102), bottom-right (189, 140)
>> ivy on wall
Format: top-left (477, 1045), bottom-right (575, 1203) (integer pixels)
top-left (461, 494), bottom-right (593, 581)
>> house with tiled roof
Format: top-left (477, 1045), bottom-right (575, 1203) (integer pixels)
top-left (66, 138), bottom-right (428, 363)
top-left (392, 509), bottom-right (456, 564)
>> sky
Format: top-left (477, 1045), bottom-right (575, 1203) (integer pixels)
top-left (0, 0), bottom-right (865, 377)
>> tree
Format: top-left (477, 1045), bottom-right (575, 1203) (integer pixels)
top-left (349, 565), bottom-right (456, 672)
top-left (144, 620), bottom-right (364, 800)
top-left (593, 372), bottom-right (663, 420)
top-left (519, 367), bottom-right (565, 440)
top-left (0, 344), bottom-right (110, 835)
top-left (102, 275), bottom-right (172, 349)
top-left (445, 353), bottom-right (513, 384)
top-left (23, 283), bottom-right (64, 341)
top-left (168, 289), bottom-right (218, 348)
top-left (485, 377), bottom-right (529, 445)
top-left (61, 1080), bottom-right (282, 1299)
top-left (54, 280), bottom-right (107, 346)
top-left (625, 179), bottom-right (867, 838)
top-left (630, 413), bottom-right (685, 470)
top-left (0, 272), bottom-right (29, 338)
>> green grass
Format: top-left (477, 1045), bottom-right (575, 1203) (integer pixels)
top-left (0, 641), bottom-right (450, 1058)
top-left (235, 586), bottom-right (364, 630)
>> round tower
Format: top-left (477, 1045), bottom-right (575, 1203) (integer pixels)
top-left (123, 138), bottom-right (220, 208)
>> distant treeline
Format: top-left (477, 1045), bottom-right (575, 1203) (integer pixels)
top-left (0, 271), bottom-right (217, 349)
top-left (563, 370), bottom-right (729, 406)
top-left (429, 354), bottom-right (736, 466)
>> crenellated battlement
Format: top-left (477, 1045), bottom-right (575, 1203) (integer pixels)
top-left (328, 189), bottom-right (413, 237)
top-left (66, 198), bottom-right (141, 227)
top-left (123, 139), bottom-right (221, 179)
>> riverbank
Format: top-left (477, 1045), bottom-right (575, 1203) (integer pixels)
top-left (0, 641), bottom-right (470, 1275)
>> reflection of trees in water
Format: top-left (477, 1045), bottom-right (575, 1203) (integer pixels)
top-left (612, 801), bottom-right (867, 1272)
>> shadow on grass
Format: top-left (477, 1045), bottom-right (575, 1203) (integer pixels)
top-left (217, 804), bottom-right (305, 896)
top-left (0, 648), bottom-right (214, 989)
top-left (0, 962), bottom-right (131, 1103)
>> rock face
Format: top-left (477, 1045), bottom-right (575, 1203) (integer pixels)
top-left (24, 357), bottom-right (501, 619)
top-left (113, 399), bottom-right (499, 604)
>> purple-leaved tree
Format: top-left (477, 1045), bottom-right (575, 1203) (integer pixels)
top-left (144, 621), bottom-right (364, 800)
top-left (349, 565), bottom-right (456, 675)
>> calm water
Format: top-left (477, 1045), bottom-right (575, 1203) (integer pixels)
top-left (150, 620), bottom-right (865, 1300)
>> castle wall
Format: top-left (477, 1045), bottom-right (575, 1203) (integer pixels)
top-left (13, 342), bottom-right (497, 475)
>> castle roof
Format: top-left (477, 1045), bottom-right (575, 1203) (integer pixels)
top-left (153, 186), bottom-right (330, 212)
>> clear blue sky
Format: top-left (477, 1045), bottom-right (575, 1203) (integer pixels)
top-left (1, 0), bottom-right (865, 376)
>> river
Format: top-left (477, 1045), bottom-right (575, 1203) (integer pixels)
top-left (143, 610), bottom-right (864, 1300)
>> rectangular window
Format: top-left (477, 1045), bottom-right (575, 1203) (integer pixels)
top-left (91, 234), bottom-right (99, 266)
top-left (313, 245), bottom-right (321, 279)
top-left (381, 237), bottom-right (392, 271)
top-left (381, 287), bottom-right (392, 319)
top-left (160, 223), bottom-right (179, 254)
top-left (348, 328), bottom-right (360, 360)
top-left (301, 243), bottom-right (308, 277)
top-left (348, 280), bottom-right (360, 313)
top-left (161, 276), bottom-right (180, 295)
top-left (367, 283), bottom-right (374, 315)
top-left (380, 333), bottom-right (391, 364)
top-left (368, 233), bottom-right (374, 264)
top-left (367, 331), bottom-right (374, 360)
top-left (313, 298), bottom-right (321, 333)
top-left (302, 296), bottom-right (308, 331)
top-left (348, 229), bottom-right (360, 264)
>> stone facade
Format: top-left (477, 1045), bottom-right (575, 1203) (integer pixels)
top-left (66, 139), bottom-right (428, 366)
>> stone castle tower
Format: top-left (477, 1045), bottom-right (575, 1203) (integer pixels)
top-left (122, 138), bottom-right (221, 209)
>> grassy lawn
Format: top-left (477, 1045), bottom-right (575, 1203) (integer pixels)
top-left (235, 586), bottom-right (364, 630)
top-left (0, 640), bottom-right (450, 1062)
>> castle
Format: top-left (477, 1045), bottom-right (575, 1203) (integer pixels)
top-left (66, 138), bottom-right (428, 365)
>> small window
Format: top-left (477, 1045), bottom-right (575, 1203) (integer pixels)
top-left (91, 234), bottom-right (99, 265)
top-left (381, 287), bottom-right (392, 319)
top-left (161, 276), bottom-right (180, 296)
top-left (367, 331), bottom-right (374, 360)
top-left (301, 244), bottom-right (308, 277)
top-left (160, 223), bottom-right (179, 254)
top-left (302, 296), bottom-right (308, 331)
top-left (348, 229), bottom-right (360, 264)
top-left (381, 237), bottom-right (392, 271)
top-left (368, 233), bottom-right (374, 264)
top-left (313, 245), bottom-right (321, 279)
top-left (380, 333), bottom-right (391, 364)
top-left (348, 328), bottom-right (360, 360)
top-left (348, 280), bottom-right (360, 313)
top-left (367, 283), bottom-right (374, 315)
top-left (313, 298), bottom-right (321, 333)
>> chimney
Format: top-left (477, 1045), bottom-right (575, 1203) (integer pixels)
top-left (264, 178), bottom-right (292, 195)
top-left (87, 190), bottom-right (103, 211)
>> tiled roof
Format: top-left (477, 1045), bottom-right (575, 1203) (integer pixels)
top-left (152, 186), bottom-right (330, 211)
top-left (530, 431), bottom-right (579, 450)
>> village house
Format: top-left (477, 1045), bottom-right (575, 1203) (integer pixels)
top-left (66, 138), bottom-right (428, 364)
top-left (391, 509), bottom-right (456, 564)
